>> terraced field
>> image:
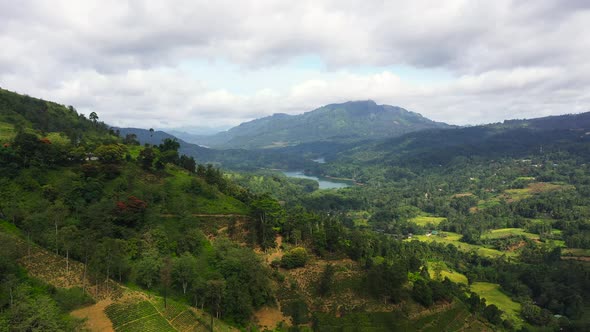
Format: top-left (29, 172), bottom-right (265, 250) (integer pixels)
top-left (426, 261), bottom-right (468, 284)
top-left (470, 282), bottom-right (522, 329)
top-left (481, 228), bottom-right (539, 240)
top-left (409, 215), bottom-right (447, 227)
top-left (411, 232), bottom-right (512, 258)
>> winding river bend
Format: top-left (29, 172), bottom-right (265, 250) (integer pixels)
top-left (281, 170), bottom-right (352, 189)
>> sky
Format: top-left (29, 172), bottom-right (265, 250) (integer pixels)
top-left (1, 1), bottom-right (589, 133)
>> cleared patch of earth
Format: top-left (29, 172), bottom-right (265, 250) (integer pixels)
top-left (71, 299), bottom-right (114, 332)
top-left (254, 306), bottom-right (290, 330)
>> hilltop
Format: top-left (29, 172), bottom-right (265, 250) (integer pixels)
top-left (191, 100), bottom-right (452, 149)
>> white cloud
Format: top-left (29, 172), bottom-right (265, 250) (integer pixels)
top-left (0, 0), bottom-right (589, 129)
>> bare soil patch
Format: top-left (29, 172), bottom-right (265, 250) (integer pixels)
top-left (254, 306), bottom-right (290, 330)
top-left (71, 299), bottom-right (114, 332)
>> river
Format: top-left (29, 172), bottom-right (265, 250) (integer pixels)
top-left (281, 171), bottom-right (352, 189)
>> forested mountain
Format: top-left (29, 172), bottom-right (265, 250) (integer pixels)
top-left (115, 127), bottom-right (315, 171)
top-left (316, 112), bottom-right (590, 181)
top-left (2, 87), bottom-right (590, 331)
top-left (192, 100), bottom-right (452, 149)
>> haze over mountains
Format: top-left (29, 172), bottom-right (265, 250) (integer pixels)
top-left (179, 100), bottom-right (452, 149)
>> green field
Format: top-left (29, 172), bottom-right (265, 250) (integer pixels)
top-left (411, 232), bottom-right (511, 258)
top-left (409, 215), bottom-right (447, 227)
top-left (470, 282), bottom-right (522, 328)
top-left (426, 261), bottom-right (468, 284)
top-left (481, 228), bottom-right (539, 240)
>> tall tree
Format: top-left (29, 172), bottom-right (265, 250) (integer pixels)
top-left (172, 253), bottom-right (197, 294)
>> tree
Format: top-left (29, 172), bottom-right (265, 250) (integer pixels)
top-left (206, 279), bottom-right (226, 329)
top-left (89, 112), bottom-right (98, 123)
top-left (159, 138), bottom-right (180, 152)
top-left (173, 253), bottom-right (197, 294)
top-left (483, 304), bottom-right (503, 325)
top-left (60, 225), bottom-right (80, 275)
top-left (160, 257), bottom-right (172, 308)
top-left (135, 252), bottom-right (161, 289)
top-left (251, 195), bottom-right (285, 249)
top-left (138, 147), bottom-right (156, 170)
top-left (317, 264), bottom-right (335, 296)
top-left (94, 144), bottom-right (126, 164)
top-left (179, 155), bottom-right (196, 173)
top-left (412, 279), bottom-right (433, 307)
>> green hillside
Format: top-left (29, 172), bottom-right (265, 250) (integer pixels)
top-left (195, 100), bottom-right (452, 149)
top-left (2, 87), bottom-right (590, 331)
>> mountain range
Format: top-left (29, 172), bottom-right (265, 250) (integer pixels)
top-left (184, 100), bottom-right (452, 149)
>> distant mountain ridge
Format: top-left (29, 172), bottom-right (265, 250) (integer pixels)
top-left (192, 100), bottom-right (453, 149)
top-left (319, 111), bottom-right (590, 181)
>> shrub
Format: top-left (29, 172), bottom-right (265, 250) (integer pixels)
top-left (281, 247), bottom-right (308, 269)
top-left (53, 287), bottom-right (95, 311)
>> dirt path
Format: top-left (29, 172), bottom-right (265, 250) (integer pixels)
top-left (71, 299), bottom-right (114, 332)
top-left (263, 235), bottom-right (284, 264)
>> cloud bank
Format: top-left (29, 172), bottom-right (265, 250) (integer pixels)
top-left (1, 0), bottom-right (589, 129)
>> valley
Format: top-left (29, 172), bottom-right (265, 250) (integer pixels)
top-left (1, 87), bottom-right (589, 332)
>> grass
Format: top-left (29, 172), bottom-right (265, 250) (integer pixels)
top-left (348, 211), bottom-right (370, 227)
top-left (470, 282), bottom-right (522, 328)
top-left (410, 232), bottom-right (511, 258)
top-left (165, 167), bottom-right (250, 215)
top-left (562, 248), bottom-right (590, 257)
top-left (481, 228), bottom-right (539, 240)
top-left (0, 121), bottom-right (15, 141)
top-left (426, 261), bottom-right (468, 284)
top-left (409, 215), bottom-right (447, 227)
top-left (0, 219), bottom-right (21, 236)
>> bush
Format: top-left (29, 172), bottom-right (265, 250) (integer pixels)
top-left (281, 247), bottom-right (308, 269)
top-left (53, 287), bottom-right (95, 311)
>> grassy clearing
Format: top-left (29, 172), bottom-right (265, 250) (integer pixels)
top-left (481, 228), bottom-right (539, 240)
top-left (411, 232), bottom-right (511, 258)
top-left (477, 198), bottom-right (500, 210)
top-left (470, 282), bottom-right (522, 328)
top-left (0, 121), bottom-right (15, 141)
top-left (348, 211), bottom-right (370, 226)
top-left (0, 219), bottom-right (21, 236)
top-left (409, 215), bottom-right (447, 227)
top-left (477, 182), bottom-right (574, 210)
top-left (426, 261), bottom-right (468, 284)
top-left (504, 182), bottom-right (573, 202)
top-left (562, 248), bottom-right (590, 257)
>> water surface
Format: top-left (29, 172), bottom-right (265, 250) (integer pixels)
top-left (282, 170), bottom-right (352, 189)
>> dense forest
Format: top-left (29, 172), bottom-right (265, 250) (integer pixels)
top-left (1, 88), bottom-right (590, 331)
